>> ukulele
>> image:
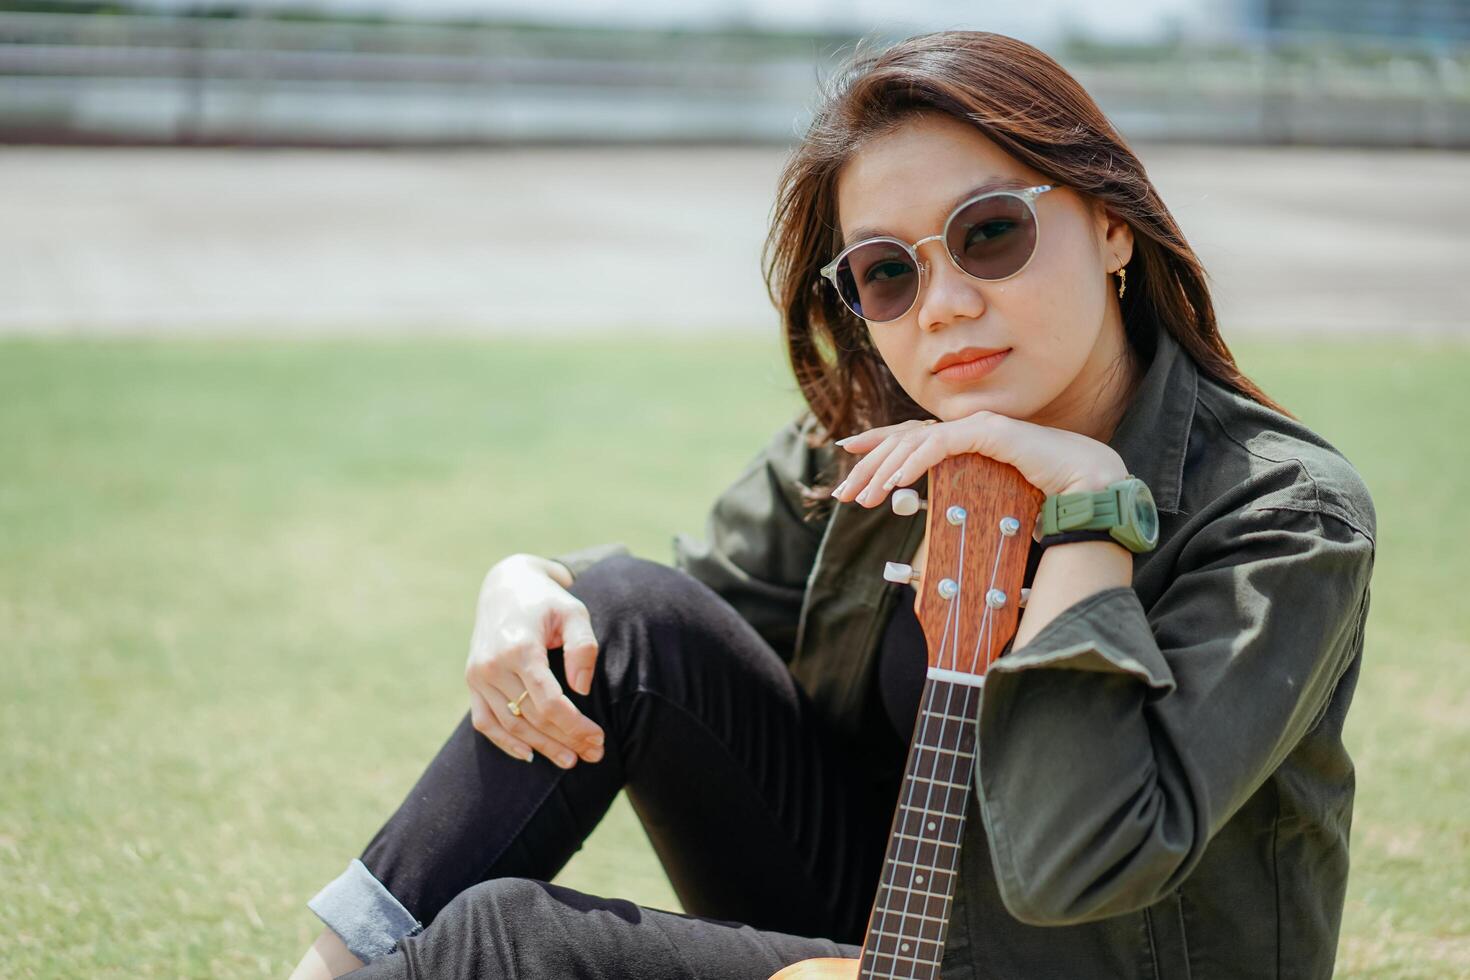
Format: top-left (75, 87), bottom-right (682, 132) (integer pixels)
top-left (770, 452), bottom-right (1042, 980)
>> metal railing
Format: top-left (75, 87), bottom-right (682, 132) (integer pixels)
top-left (2, 8), bottom-right (1467, 146)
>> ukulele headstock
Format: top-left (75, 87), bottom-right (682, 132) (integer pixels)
top-left (897, 454), bottom-right (1042, 676)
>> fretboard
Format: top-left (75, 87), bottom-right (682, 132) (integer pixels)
top-left (858, 675), bottom-right (982, 980)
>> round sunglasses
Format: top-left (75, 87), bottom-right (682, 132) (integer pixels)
top-left (818, 183), bottom-right (1058, 323)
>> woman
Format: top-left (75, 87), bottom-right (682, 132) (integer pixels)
top-left (291, 31), bottom-right (1376, 980)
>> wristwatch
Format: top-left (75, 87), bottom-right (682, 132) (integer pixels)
top-left (1036, 475), bottom-right (1160, 554)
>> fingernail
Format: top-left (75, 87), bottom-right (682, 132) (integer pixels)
top-left (558, 753), bottom-right (576, 768)
top-left (589, 732), bottom-right (604, 745)
top-left (574, 669), bottom-right (591, 694)
top-left (830, 478), bottom-right (849, 498)
top-left (882, 471), bottom-right (901, 491)
top-left (834, 435), bottom-right (855, 446)
top-left (586, 746), bottom-right (604, 762)
top-left (521, 749), bottom-right (534, 763)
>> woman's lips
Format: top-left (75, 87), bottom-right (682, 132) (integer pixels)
top-left (934, 348), bottom-right (1010, 382)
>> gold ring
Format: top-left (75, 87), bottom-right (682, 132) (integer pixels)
top-left (507, 690), bottom-right (530, 717)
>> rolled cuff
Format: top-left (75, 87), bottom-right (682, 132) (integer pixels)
top-left (307, 858), bottom-right (424, 963)
top-left (989, 585), bottom-right (1174, 693)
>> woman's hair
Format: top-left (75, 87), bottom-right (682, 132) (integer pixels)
top-left (760, 30), bottom-right (1294, 514)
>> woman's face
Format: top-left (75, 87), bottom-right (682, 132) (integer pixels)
top-left (833, 112), bottom-right (1134, 430)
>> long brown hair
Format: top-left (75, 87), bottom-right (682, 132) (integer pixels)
top-left (759, 30), bottom-right (1293, 516)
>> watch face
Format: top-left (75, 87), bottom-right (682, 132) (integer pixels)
top-left (1133, 481), bottom-right (1159, 543)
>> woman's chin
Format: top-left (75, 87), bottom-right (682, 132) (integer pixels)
top-left (926, 391), bottom-right (1002, 422)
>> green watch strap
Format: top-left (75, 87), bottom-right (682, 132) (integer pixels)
top-left (1039, 480), bottom-right (1127, 535)
top-left (1038, 475), bottom-right (1160, 554)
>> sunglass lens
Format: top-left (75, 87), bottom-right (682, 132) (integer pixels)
top-left (946, 193), bottom-right (1037, 280)
top-left (834, 241), bottom-right (918, 322)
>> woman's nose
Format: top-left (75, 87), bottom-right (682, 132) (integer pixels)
top-left (915, 244), bottom-right (985, 329)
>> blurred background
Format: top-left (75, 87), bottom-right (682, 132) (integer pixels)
top-left (2, 1), bottom-right (1467, 977)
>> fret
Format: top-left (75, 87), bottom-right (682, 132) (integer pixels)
top-left (896, 768), bottom-right (973, 797)
top-left (911, 708), bottom-right (978, 729)
top-left (885, 860), bottom-right (962, 888)
top-left (858, 952), bottom-right (940, 975)
top-left (864, 899), bottom-right (946, 928)
top-left (875, 881), bottom-right (953, 912)
top-left (913, 707), bottom-right (979, 725)
top-left (891, 808), bottom-right (965, 833)
top-left (916, 693), bottom-right (980, 715)
top-left (891, 830), bottom-right (960, 848)
top-left (870, 925), bottom-right (945, 950)
top-left (922, 673), bottom-right (988, 691)
top-left (864, 905), bottom-right (946, 928)
top-left (879, 876), bottom-right (955, 910)
top-left (864, 935), bottom-right (946, 967)
top-left (907, 741), bottom-right (973, 758)
top-left (897, 775), bottom-right (969, 798)
top-left (901, 773), bottom-right (970, 790)
top-left (887, 838), bottom-right (965, 869)
top-left (884, 857), bottom-right (956, 875)
top-left (887, 793), bottom-right (970, 816)
top-left (910, 743), bottom-right (971, 766)
top-left (887, 822), bottom-right (970, 852)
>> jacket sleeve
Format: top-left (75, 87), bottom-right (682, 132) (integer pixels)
top-left (971, 495), bottom-right (1376, 926)
top-left (668, 409), bottom-right (831, 664)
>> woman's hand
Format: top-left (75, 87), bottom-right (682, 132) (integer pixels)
top-left (830, 411), bottom-right (1129, 515)
top-left (464, 554), bottom-right (607, 769)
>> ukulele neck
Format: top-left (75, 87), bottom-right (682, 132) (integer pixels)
top-left (858, 674), bottom-right (982, 980)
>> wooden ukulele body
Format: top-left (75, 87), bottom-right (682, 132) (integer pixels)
top-left (768, 957), bottom-right (860, 979)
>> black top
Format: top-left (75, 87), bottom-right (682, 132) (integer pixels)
top-left (876, 582), bottom-right (928, 744)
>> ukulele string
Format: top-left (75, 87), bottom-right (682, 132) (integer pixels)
top-left (973, 528), bottom-right (1006, 671)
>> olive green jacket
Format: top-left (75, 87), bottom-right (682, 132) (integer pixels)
top-left (550, 319), bottom-right (1377, 979)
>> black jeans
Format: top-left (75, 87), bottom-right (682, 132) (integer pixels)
top-left (319, 554), bottom-right (908, 979)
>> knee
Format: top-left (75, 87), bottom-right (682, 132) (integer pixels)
top-left (564, 555), bottom-right (746, 696)
top-left (425, 878), bottom-right (548, 957)
top-left (449, 875), bottom-right (545, 915)
top-left (567, 554), bottom-right (701, 629)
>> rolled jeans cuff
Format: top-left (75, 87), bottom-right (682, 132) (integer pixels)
top-left (307, 858), bottom-right (424, 963)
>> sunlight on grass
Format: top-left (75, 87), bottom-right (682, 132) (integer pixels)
top-left (1, 332), bottom-right (1465, 977)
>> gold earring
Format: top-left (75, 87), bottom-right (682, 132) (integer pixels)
top-left (1116, 266), bottom-right (1127, 299)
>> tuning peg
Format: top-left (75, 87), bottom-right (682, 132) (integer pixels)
top-left (891, 488), bottom-right (927, 517)
top-left (883, 561), bottom-right (921, 585)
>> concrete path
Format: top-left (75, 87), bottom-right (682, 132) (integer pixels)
top-left (1, 144), bottom-right (1465, 338)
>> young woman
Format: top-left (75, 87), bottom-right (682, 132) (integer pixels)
top-left (290, 31), bottom-right (1376, 980)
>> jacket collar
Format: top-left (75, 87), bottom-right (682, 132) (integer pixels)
top-left (1104, 321), bottom-right (1196, 515)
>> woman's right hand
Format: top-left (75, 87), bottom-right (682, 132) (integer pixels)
top-left (464, 554), bottom-right (606, 769)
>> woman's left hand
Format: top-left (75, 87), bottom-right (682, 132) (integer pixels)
top-left (831, 410), bottom-right (1129, 508)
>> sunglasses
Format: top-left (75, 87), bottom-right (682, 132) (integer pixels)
top-left (818, 183), bottom-right (1058, 323)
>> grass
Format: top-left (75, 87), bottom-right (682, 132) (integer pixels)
top-left (1, 332), bottom-right (1466, 977)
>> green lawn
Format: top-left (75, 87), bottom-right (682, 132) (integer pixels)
top-left (1, 334), bottom-right (1466, 977)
